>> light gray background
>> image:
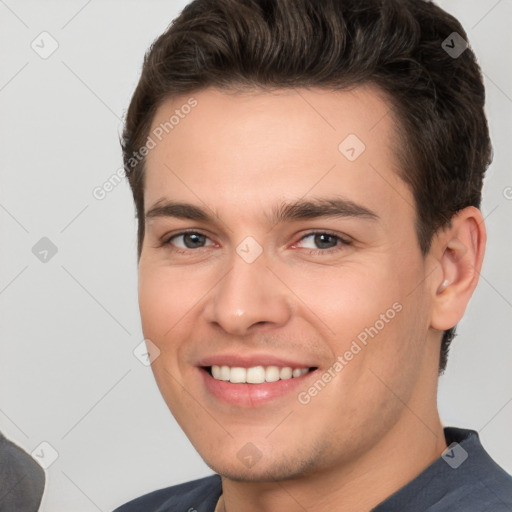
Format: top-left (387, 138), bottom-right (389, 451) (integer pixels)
top-left (0, 1), bottom-right (510, 510)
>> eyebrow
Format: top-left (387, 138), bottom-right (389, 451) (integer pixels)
top-left (146, 201), bottom-right (213, 222)
top-left (269, 197), bottom-right (378, 224)
top-left (145, 197), bottom-right (379, 225)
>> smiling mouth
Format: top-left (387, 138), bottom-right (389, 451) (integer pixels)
top-left (204, 365), bottom-right (318, 384)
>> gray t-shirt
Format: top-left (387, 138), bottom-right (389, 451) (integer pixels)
top-left (114, 427), bottom-right (512, 511)
top-left (0, 432), bottom-right (45, 512)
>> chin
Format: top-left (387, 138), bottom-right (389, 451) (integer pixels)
top-left (201, 449), bottom-right (322, 483)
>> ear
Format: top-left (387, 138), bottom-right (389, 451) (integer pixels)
top-left (430, 206), bottom-right (486, 331)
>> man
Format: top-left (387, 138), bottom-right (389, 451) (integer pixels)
top-left (0, 431), bottom-right (45, 512)
top-left (114, 0), bottom-right (512, 510)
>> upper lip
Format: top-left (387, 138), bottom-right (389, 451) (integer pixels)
top-left (196, 353), bottom-right (318, 369)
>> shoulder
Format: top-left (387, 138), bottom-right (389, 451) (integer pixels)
top-left (440, 427), bottom-right (512, 511)
top-left (375, 427), bottom-right (512, 512)
top-left (113, 474), bottom-right (222, 512)
top-left (461, 432), bottom-right (512, 509)
top-left (0, 432), bottom-right (46, 512)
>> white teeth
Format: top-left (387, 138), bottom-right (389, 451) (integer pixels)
top-left (229, 367), bottom-right (246, 383)
top-left (209, 365), bottom-right (311, 383)
top-left (219, 365), bottom-right (230, 381)
top-left (246, 366), bottom-right (266, 384)
top-left (265, 366), bottom-right (280, 382)
top-left (211, 365), bottom-right (222, 379)
top-left (280, 367), bottom-right (293, 380)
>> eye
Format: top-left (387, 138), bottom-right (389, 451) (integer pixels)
top-left (165, 231), bottom-right (215, 250)
top-left (294, 232), bottom-right (351, 252)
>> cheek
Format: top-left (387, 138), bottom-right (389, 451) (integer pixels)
top-left (283, 258), bottom-right (406, 340)
top-left (137, 265), bottom-right (204, 412)
top-left (138, 263), bottom-right (207, 338)
top-left (284, 255), bottom-right (428, 382)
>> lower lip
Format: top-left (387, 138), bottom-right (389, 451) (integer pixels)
top-left (200, 368), bottom-right (316, 407)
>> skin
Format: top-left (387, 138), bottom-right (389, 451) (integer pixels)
top-left (138, 86), bottom-right (485, 512)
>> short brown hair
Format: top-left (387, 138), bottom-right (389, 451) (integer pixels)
top-left (121, 0), bottom-right (492, 372)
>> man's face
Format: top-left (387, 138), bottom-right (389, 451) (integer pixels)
top-left (138, 86), bottom-right (438, 480)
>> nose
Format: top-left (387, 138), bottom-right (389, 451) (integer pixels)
top-left (203, 253), bottom-right (293, 336)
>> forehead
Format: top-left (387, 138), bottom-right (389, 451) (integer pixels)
top-left (144, 86), bottom-right (411, 223)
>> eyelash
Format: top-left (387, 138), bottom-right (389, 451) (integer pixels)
top-left (162, 230), bottom-right (216, 255)
top-left (297, 231), bottom-right (352, 255)
top-left (162, 230), bottom-right (352, 256)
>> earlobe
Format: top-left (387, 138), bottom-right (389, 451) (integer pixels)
top-left (430, 207), bottom-right (486, 331)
